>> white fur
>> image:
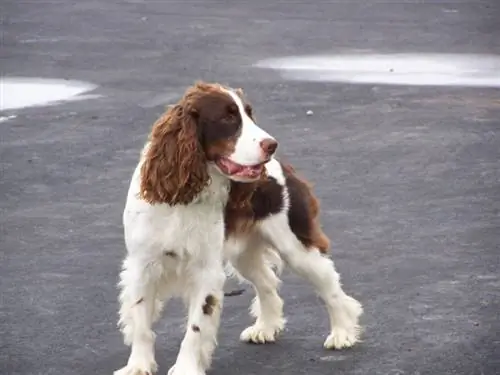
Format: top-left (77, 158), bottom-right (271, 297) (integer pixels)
top-left (115, 162), bottom-right (228, 375)
top-left (225, 160), bottom-right (363, 349)
top-left (116, 91), bottom-right (362, 375)
top-left (115, 87), bottom-right (273, 375)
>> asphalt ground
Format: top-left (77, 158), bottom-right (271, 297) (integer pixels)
top-left (1, 1), bottom-right (499, 375)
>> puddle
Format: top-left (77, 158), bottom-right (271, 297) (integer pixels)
top-left (0, 115), bottom-right (17, 123)
top-left (0, 77), bottom-right (99, 111)
top-left (255, 53), bottom-right (500, 87)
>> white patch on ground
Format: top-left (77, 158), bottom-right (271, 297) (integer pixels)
top-left (0, 115), bottom-right (17, 123)
top-left (255, 53), bottom-right (500, 87)
top-left (0, 77), bottom-right (99, 111)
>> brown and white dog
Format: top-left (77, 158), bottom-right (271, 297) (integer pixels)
top-left (115, 82), bottom-right (362, 375)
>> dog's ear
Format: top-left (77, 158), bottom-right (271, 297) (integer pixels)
top-left (140, 103), bottom-right (209, 205)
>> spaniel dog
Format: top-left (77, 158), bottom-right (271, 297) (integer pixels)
top-left (115, 82), bottom-right (362, 375)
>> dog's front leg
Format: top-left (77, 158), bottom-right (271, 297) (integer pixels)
top-left (115, 255), bottom-right (163, 375)
top-left (168, 261), bottom-right (226, 375)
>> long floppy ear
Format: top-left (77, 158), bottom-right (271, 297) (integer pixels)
top-left (139, 104), bottom-right (209, 205)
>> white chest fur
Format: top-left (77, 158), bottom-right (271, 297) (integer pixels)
top-left (122, 163), bottom-right (230, 263)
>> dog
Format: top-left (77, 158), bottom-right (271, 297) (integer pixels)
top-left (115, 81), bottom-right (362, 375)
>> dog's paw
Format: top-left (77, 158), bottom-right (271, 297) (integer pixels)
top-left (323, 294), bottom-right (363, 350)
top-left (323, 325), bottom-right (361, 350)
top-left (167, 364), bottom-right (205, 375)
top-left (240, 321), bottom-right (284, 344)
top-left (114, 358), bottom-right (158, 375)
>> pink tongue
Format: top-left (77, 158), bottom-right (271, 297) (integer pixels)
top-left (236, 166), bottom-right (259, 177)
top-left (220, 158), bottom-right (260, 177)
top-left (221, 159), bottom-right (243, 174)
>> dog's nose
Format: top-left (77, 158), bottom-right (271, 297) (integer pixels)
top-left (260, 138), bottom-right (278, 157)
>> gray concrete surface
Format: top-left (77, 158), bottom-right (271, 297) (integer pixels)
top-left (1, 1), bottom-right (499, 375)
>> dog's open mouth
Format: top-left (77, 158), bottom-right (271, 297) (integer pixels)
top-left (216, 157), bottom-right (264, 179)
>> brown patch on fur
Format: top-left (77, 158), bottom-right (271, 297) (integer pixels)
top-left (135, 297), bottom-right (144, 305)
top-left (205, 137), bottom-right (237, 161)
top-left (283, 164), bottom-right (330, 253)
top-left (223, 160), bottom-right (329, 253)
top-left (224, 168), bottom-right (268, 236)
top-left (202, 294), bottom-right (218, 316)
top-left (218, 79), bottom-right (262, 231)
top-left (191, 324), bottom-right (200, 332)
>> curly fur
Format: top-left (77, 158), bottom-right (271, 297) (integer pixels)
top-left (139, 85), bottom-right (212, 205)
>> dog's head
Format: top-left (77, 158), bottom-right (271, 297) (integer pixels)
top-left (140, 81), bottom-right (278, 205)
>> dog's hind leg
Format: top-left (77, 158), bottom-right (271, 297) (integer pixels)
top-left (259, 214), bottom-right (363, 350)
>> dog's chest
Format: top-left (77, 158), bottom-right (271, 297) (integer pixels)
top-left (195, 170), bottom-right (230, 206)
top-left (123, 166), bottom-right (231, 261)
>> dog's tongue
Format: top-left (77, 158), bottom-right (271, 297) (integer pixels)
top-left (235, 165), bottom-right (260, 178)
top-left (220, 158), bottom-right (261, 177)
top-left (220, 158), bottom-right (243, 174)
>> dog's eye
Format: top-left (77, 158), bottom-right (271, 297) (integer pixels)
top-left (227, 104), bottom-right (239, 117)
